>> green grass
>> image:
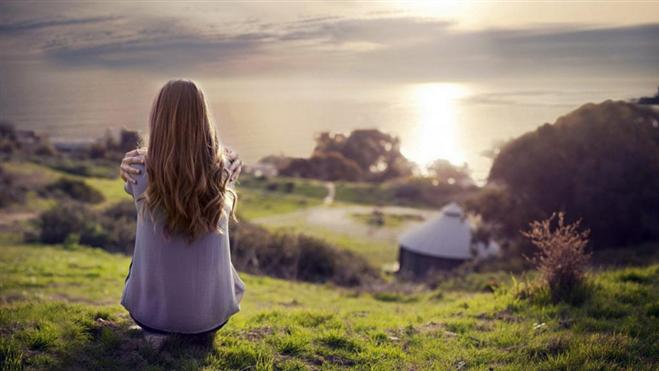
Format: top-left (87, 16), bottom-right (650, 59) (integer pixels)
top-left (267, 224), bottom-right (397, 268)
top-left (4, 160), bottom-right (130, 210)
top-left (1, 240), bottom-right (657, 370)
top-left (83, 177), bottom-right (128, 207)
top-left (236, 188), bottom-right (322, 220)
top-left (349, 212), bottom-right (425, 229)
top-left (238, 175), bottom-right (328, 199)
top-left (334, 181), bottom-right (397, 206)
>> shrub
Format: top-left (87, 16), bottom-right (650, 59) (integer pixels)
top-left (388, 176), bottom-right (469, 208)
top-left (36, 202), bottom-right (95, 244)
top-left (80, 200), bottom-right (136, 254)
top-left (32, 200), bottom-right (136, 253)
top-left (32, 201), bottom-right (376, 285)
top-left (0, 166), bottom-right (26, 207)
top-left (522, 212), bottom-right (591, 303)
top-left (103, 200), bottom-right (137, 220)
top-left (43, 178), bottom-right (105, 204)
top-left (229, 219), bottom-right (379, 286)
top-left (30, 156), bottom-right (118, 178)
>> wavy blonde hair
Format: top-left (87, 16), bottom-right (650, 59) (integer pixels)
top-left (143, 79), bottom-right (235, 241)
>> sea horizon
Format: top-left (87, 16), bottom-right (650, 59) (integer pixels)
top-left (2, 76), bottom-right (654, 183)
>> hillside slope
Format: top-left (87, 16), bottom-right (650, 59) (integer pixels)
top-left (1, 240), bottom-right (657, 370)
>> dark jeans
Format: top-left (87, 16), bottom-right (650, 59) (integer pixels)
top-left (130, 313), bottom-right (227, 336)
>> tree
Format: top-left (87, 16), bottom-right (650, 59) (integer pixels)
top-left (484, 101), bottom-right (659, 247)
top-left (309, 129), bottom-right (414, 181)
top-left (427, 159), bottom-right (472, 185)
top-left (118, 129), bottom-right (141, 153)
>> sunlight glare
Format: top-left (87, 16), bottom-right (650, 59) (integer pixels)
top-left (403, 83), bottom-right (467, 168)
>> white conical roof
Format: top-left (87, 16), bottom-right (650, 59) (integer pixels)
top-left (399, 202), bottom-right (474, 259)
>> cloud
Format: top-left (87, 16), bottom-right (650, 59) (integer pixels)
top-left (1, 8), bottom-right (657, 81)
top-left (0, 16), bottom-right (117, 33)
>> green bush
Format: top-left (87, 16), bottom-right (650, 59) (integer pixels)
top-left (229, 219), bottom-right (379, 286)
top-left (30, 156), bottom-right (118, 179)
top-left (32, 201), bottom-right (136, 253)
top-left (43, 178), bottom-right (105, 204)
top-left (31, 201), bottom-right (376, 285)
top-left (36, 202), bottom-right (94, 244)
top-left (0, 165), bottom-right (26, 208)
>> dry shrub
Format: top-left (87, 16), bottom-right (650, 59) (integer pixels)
top-left (522, 212), bottom-right (591, 303)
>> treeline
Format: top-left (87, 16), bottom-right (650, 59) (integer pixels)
top-left (278, 129), bottom-right (414, 182)
top-left (265, 129), bottom-right (472, 186)
top-left (0, 121), bottom-right (140, 178)
top-left (467, 100), bottom-right (659, 251)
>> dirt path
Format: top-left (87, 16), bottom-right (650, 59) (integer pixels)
top-left (0, 211), bottom-right (37, 232)
top-left (253, 203), bottom-right (436, 244)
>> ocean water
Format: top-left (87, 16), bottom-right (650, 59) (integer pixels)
top-left (0, 66), bottom-right (654, 182)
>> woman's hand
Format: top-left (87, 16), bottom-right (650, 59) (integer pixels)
top-left (120, 148), bottom-right (146, 184)
top-left (224, 147), bottom-right (242, 183)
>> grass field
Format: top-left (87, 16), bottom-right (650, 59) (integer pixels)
top-left (3, 160), bottom-right (129, 210)
top-left (1, 238), bottom-right (657, 370)
top-left (2, 158), bottom-right (658, 369)
top-left (259, 224), bottom-right (398, 269)
top-left (236, 189), bottom-right (322, 220)
top-left (3, 160), bottom-right (400, 267)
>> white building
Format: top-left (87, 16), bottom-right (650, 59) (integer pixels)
top-left (398, 202), bottom-right (500, 279)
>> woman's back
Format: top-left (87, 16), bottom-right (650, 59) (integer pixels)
top-left (121, 163), bottom-right (245, 334)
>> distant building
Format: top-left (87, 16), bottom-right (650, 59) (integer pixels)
top-left (245, 162), bottom-right (279, 178)
top-left (398, 202), bottom-right (500, 279)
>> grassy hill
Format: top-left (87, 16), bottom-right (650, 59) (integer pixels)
top-left (1, 237), bottom-right (657, 370)
top-left (1, 160), bottom-right (414, 267)
top-left (2, 158), bottom-right (658, 369)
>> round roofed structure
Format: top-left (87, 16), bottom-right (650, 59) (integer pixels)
top-left (398, 202), bottom-right (499, 279)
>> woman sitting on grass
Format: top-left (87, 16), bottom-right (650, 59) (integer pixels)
top-left (118, 79), bottom-right (245, 336)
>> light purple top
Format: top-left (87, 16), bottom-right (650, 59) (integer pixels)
top-left (120, 163), bottom-right (245, 334)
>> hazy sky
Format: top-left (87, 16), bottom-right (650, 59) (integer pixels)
top-left (1, 1), bottom-right (658, 179)
top-left (1, 1), bottom-right (658, 83)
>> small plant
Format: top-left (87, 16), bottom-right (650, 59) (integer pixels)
top-left (522, 212), bottom-right (591, 303)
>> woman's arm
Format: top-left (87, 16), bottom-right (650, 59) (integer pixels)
top-left (224, 147), bottom-right (243, 184)
top-left (119, 147), bottom-right (243, 184)
top-left (120, 148), bottom-right (146, 184)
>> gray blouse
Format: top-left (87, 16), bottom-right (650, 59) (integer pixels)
top-left (120, 163), bottom-right (245, 334)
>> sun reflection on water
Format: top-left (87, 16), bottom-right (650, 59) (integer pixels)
top-left (403, 82), bottom-right (467, 168)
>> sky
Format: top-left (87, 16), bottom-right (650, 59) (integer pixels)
top-left (1, 1), bottom-right (658, 83)
top-left (0, 1), bottom-right (658, 178)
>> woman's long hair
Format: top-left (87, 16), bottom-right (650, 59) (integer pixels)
top-left (143, 79), bottom-right (235, 241)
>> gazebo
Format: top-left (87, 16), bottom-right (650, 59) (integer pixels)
top-left (398, 202), bottom-right (499, 279)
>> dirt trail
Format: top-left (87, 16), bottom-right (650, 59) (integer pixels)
top-left (253, 203), bottom-right (436, 243)
top-left (0, 211), bottom-right (36, 232)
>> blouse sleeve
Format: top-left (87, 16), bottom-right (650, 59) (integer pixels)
top-left (124, 181), bottom-right (133, 196)
top-left (123, 164), bottom-right (147, 199)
